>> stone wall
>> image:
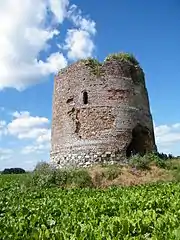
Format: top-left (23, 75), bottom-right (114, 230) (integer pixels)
top-left (50, 56), bottom-right (157, 168)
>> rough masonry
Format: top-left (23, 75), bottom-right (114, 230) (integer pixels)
top-left (50, 53), bottom-right (157, 168)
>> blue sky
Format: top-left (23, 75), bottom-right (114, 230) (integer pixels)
top-left (0, 0), bottom-right (180, 170)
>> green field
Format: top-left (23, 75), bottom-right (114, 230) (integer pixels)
top-left (0, 174), bottom-right (180, 239)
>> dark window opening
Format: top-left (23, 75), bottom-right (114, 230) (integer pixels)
top-left (83, 91), bottom-right (88, 104)
top-left (66, 97), bottom-right (73, 103)
top-left (126, 124), bottom-right (150, 158)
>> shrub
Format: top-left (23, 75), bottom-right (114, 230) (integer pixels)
top-left (103, 166), bottom-right (121, 180)
top-left (34, 161), bottom-right (50, 172)
top-left (53, 169), bottom-right (69, 187)
top-left (31, 169), bottom-right (55, 188)
top-left (66, 169), bottom-right (93, 188)
top-left (149, 153), bottom-right (168, 169)
top-left (105, 52), bottom-right (139, 66)
top-left (173, 171), bottom-right (180, 182)
top-left (166, 160), bottom-right (180, 170)
top-left (1, 168), bottom-right (26, 174)
top-left (30, 162), bottom-right (93, 188)
top-left (82, 58), bottom-right (102, 76)
top-left (165, 160), bottom-right (180, 182)
top-left (129, 154), bottom-right (151, 170)
top-left (129, 153), bottom-right (168, 170)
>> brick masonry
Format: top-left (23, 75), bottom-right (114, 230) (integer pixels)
top-left (50, 56), bottom-right (157, 168)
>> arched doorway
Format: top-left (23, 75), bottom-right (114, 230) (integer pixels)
top-left (126, 124), bottom-right (151, 158)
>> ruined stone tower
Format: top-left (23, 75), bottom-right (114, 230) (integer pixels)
top-left (50, 53), bottom-right (157, 167)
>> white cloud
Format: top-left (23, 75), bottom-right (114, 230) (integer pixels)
top-left (36, 129), bottom-right (51, 144)
top-left (0, 0), bottom-right (97, 90)
top-left (67, 4), bottom-right (96, 35)
top-left (49, 0), bottom-right (69, 23)
top-left (38, 52), bottom-right (67, 76)
top-left (154, 123), bottom-right (180, 154)
top-left (5, 111), bottom-right (51, 156)
top-left (64, 4), bottom-right (96, 61)
top-left (0, 0), bottom-right (70, 90)
top-left (64, 29), bottom-right (95, 60)
top-left (7, 111), bottom-right (50, 141)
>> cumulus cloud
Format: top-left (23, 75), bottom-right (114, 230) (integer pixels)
top-left (49, 0), bottom-right (69, 23)
top-left (0, 0), bottom-right (69, 90)
top-left (7, 111), bottom-right (50, 143)
top-left (36, 129), bottom-right (51, 144)
top-left (154, 123), bottom-right (180, 154)
top-left (63, 4), bottom-right (96, 60)
top-left (64, 29), bottom-right (95, 60)
top-left (4, 111), bottom-right (51, 156)
top-left (0, 0), bottom-right (97, 90)
top-left (67, 5), bottom-right (96, 35)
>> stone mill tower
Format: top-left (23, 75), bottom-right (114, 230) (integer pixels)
top-left (50, 53), bottom-right (157, 167)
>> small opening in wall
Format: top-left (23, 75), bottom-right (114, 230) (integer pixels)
top-left (83, 91), bottom-right (88, 104)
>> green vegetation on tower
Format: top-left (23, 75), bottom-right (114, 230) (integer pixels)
top-left (81, 52), bottom-right (145, 84)
top-left (104, 52), bottom-right (140, 66)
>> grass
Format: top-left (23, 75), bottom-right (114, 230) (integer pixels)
top-left (82, 58), bottom-right (102, 76)
top-left (18, 154), bottom-right (180, 189)
top-left (81, 52), bottom-right (144, 82)
top-left (1, 155), bottom-right (180, 238)
top-left (1, 173), bottom-right (180, 238)
top-left (104, 52), bottom-right (140, 66)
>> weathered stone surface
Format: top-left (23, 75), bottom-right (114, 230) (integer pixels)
top-left (50, 55), bottom-right (157, 168)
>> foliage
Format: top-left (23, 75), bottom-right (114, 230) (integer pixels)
top-left (157, 152), bottom-right (174, 160)
top-left (105, 52), bottom-right (140, 66)
top-left (82, 58), bottom-right (102, 76)
top-left (166, 159), bottom-right (180, 181)
top-left (129, 153), bottom-right (168, 170)
top-left (1, 168), bottom-right (26, 174)
top-left (105, 52), bottom-right (146, 84)
top-left (151, 153), bottom-right (168, 168)
top-left (81, 53), bottom-right (145, 83)
top-left (129, 154), bottom-right (151, 170)
top-left (34, 162), bottom-right (50, 172)
top-left (30, 162), bottom-right (93, 188)
top-left (1, 175), bottom-right (180, 239)
top-left (103, 165), bottom-right (122, 180)
top-left (66, 169), bottom-right (93, 188)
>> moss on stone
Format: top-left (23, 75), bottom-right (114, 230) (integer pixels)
top-left (80, 53), bottom-right (144, 83)
top-left (83, 58), bottom-right (101, 67)
top-left (82, 58), bottom-right (102, 76)
top-left (104, 52), bottom-right (140, 66)
top-left (105, 52), bottom-right (145, 84)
